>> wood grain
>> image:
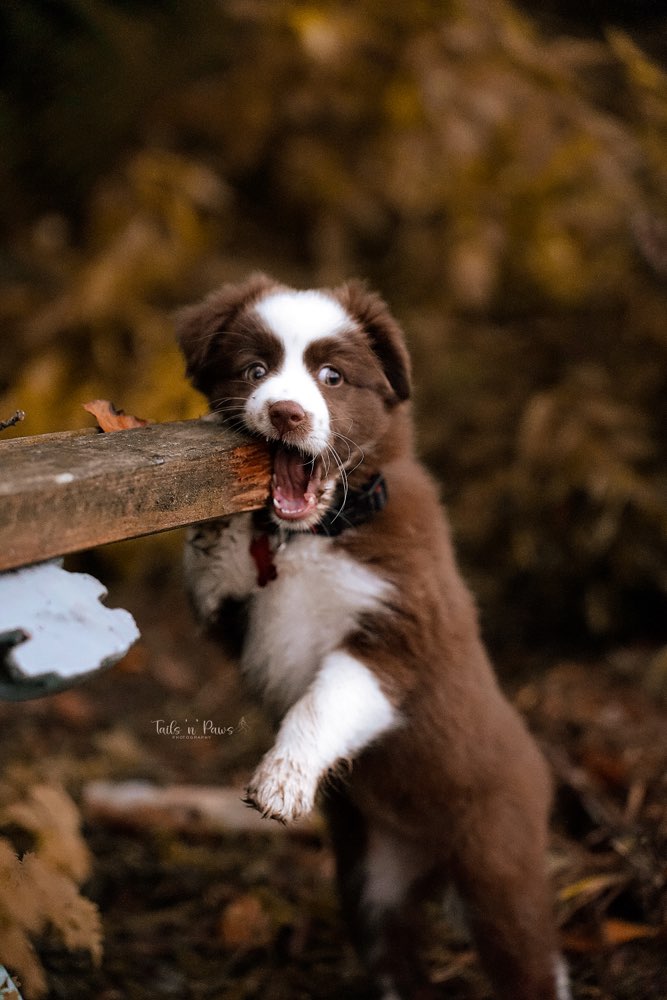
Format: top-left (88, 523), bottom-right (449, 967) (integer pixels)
top-left (0, 420), bottom-right (271, 571)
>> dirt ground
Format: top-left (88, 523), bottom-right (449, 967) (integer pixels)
top-left (0, 559), bottom-right (665, 1000)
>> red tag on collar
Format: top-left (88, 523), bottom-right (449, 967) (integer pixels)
top-left (250, 533), bottom-right (278, 587)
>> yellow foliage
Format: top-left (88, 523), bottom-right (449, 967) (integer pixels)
top-left (0, 785), bottom-right (102, 998)
top-left (608, 29), bottom-right (667, 97)
top-left (2, 785), bottom-right (91, 884)
top-left (0, 0), bottom-right (665, 641)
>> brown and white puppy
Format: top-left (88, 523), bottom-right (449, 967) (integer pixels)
top-left (177, 273), bottom-right (570, 1000)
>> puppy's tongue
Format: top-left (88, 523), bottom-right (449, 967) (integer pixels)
top-left (272, 448), bottom-right (321, 521)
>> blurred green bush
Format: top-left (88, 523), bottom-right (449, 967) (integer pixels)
top-left (1, 0), bottom-right (665, 648)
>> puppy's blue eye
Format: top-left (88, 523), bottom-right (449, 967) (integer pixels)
top-left (318, 366), bottom-right (343, 387)
top-left (245, 363), bottom-right (268, 382)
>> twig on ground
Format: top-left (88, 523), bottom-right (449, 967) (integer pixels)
top-left (82, 780), bottom-right (321, 838)
top-left (0, 410), bottom-right (25, 433)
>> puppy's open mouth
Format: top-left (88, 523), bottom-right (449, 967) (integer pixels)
top-left (271, 446), bottom-right (324, 522)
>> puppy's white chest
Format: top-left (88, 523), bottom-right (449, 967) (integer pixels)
top-left (242, 535), bottom-right (391, 712)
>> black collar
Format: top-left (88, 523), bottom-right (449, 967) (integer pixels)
top-left (249, 473), bottom-right (388, 586)
top-left (312, 472), bottom-right (388, 537)
top-left (253, 472), bottom-right (388, 539)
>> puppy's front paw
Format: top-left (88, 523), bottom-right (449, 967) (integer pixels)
top-left (244, 755), bottom-right (317, 823)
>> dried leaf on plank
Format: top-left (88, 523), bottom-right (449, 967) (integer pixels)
top-left (83, 399), bottom-right (149, 432)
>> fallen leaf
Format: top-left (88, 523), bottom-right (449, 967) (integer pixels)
top-left (50, 689), bottom-right (97, 728)
top-left (559, 873), bottom-right (626, 903)
top-left (581, 747), bottom-right (629, 789)
top-left (217, 893), bottom-right (273, 951)
top-left (562, 919), bottom-right (661, 954)
top-left (83, 399), bottom-right (149, 432)
top-left (602, 918), bottom-right (660, 946)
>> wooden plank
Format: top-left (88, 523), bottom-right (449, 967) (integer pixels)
top-left (0, 420), bottom-right (271, 571)
top-left (0, 426), bottom-right (99, 450)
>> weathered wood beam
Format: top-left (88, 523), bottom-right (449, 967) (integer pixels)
top-left (0, 420), bottom-right (270, 572)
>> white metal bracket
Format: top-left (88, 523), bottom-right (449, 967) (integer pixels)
top-left (0, 561), bottom-right (139, 700)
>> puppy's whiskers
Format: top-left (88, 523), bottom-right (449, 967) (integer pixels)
top-left (325, 444), bottom-right (350, 526)
top-left (332, 429), bottom-right (365, 475)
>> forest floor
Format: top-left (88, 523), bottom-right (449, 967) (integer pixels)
top-left (0, 567), bottom-right (665, 1000)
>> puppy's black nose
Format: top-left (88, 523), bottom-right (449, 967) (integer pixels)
top-left (268, 400), bottom-right (307, 437)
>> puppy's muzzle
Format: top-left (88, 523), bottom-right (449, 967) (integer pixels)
top-left (268, 400), bottom-right (309, 438)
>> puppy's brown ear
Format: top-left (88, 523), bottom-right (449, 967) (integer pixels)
top-left (175, 272), bottom-right (276, 397)
top-left (335, 280), bottom-right (411, 404)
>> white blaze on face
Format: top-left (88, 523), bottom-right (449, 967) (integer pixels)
top-left (245, 290), bottom-right (350, 452)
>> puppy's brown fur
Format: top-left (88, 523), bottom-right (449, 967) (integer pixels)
top-left (177, 275), bottom-right (567, 1000)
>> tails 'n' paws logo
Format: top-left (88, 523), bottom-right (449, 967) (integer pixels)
top-left (151, 716), bottom-right (248, 740)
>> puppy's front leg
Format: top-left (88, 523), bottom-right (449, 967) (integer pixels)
top-left (184, 512), bottom-right (257, 624)
top-left (246, 650), bottom-right (397, 823)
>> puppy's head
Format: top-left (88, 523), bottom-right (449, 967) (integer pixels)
top-left (177, 273), bottom-right (411, 530)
